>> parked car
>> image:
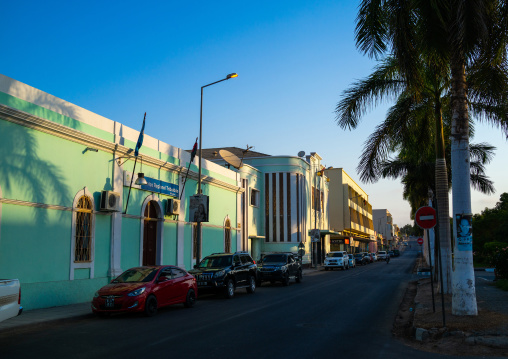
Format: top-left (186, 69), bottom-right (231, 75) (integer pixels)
top-left (324, 251), bottom-right (349, 270)
top-left (361, 252), bottom-right (373, 263)
top-left (354, 253), bottom-right (367, 265)
top-left (257, 252), bottom-right (302, 286)
top-left (91, 265), bottom-right (197, 317)
top-left (377, 251), bottom-right (388, 261)
top-left (388, 251), bottom-right (395, 257)
top-left (393, 249), bottom-right (401, 257)
top-left (0, 279), bottom-right (22, 323)
top-left (189, 251), bottom-right (257, 299)
top-left (370, 253), bottom-right (378, 261)
top-left (347, 254), bottom-right (356, 268)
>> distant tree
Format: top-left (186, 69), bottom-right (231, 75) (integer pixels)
top-left (401, 223), bottom-right (422, 237)
top-left (473, 193), bottom-right (508, 253)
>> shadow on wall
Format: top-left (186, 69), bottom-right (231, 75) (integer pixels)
top-left (0, 122), bottom-right (71, 226)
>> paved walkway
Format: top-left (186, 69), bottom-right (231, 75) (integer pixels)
top-left (0, 266), bottom-right (326, 333)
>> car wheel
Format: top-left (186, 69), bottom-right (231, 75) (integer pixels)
top-left (246, 275), bottom-right (256, 294)
top-left (184, 289), bottom-right (196, 308)
top-left (224, 279), bottom-right (235, 299)
top-left (144, 295), bottom-right (158, 317)
top-left (325, 267), bottom-right (329, 271)
top-left (282, 272), bottom-right (290, 286)
top-left (295, 270), bottom-right (303, 283)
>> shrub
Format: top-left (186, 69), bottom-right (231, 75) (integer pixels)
top-left (489, 246), bottom-right (508, 279)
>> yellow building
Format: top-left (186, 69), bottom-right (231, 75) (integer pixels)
top-left (324, 168), bottom-right (376, 253)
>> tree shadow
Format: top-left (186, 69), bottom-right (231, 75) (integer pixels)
top-left (0, 123), bottom-right (71, 226)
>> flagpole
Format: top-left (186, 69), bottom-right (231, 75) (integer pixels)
top-left (180, 138), bottom-right (198, 200)
top-left (123, 156), bottom-right (137, 214)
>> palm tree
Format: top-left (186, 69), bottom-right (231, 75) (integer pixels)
top-left (345, 0), bottom-right (508, 314)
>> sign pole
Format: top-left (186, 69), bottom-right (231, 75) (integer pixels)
top-left (426, 229), bottom-right (436, 313)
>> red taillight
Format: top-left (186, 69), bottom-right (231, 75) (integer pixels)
top-left (18, 287), bottom-right (21, 305)
top-left (253, 260), bottom-right (256, 264)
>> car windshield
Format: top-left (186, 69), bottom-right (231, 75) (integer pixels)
top-left (112, 268), bottom-right (158, 283)
top-left (262, 255), bottom-right (286, 263)
top-left (327, 253), bottom-right (343, 257)
top-left (354, 254), bottom-right (362, 257)
top-left (379, 251), bottom-right (386, 254)
top-left (198, 256), bottom-right (232, 268)
top-left (348, 254), bottom-right (353, 258)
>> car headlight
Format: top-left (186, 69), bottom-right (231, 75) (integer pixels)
top-left (127, 287), bottom-right (146, 297)
top-left (94, 291), bottom-right (100, 298)
top-left (214, 270), bottom-right (225, 278)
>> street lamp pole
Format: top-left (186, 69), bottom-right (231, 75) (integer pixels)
top-left (195, 73), bottom-right (238, 267)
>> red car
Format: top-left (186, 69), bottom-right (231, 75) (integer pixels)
top-left (91, 265), bottom-right (197, 317)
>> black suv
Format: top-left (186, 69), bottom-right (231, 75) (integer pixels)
top-left (189, 252), bottom-right (257, 299)
top-left (256, 252), bottom-right (303, 286)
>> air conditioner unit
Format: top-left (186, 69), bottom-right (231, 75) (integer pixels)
top-left (166, 198), bottom-right (180, 215)
top-left (100, 191), bottom-right (121, 212)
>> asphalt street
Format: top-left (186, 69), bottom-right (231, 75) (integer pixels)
top-left (0, 246), bottom-right (478, 359)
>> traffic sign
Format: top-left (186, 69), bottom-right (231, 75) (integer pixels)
top-left (415, 206), bottom-right (437, 229)
top-left (417, 237), bottom-right (424, 245)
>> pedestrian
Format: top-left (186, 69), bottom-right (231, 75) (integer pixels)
top-left (386, 255), bottom-right (390, 264)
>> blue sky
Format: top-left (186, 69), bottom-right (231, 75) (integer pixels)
top-left (2, 1), bottom-right (507, 227)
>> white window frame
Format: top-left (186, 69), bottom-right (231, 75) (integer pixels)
top-left (250, 188), bottom-right (260, 208)
top-left (70, 187), bottom-right (95, 280)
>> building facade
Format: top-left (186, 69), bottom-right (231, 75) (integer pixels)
top-left (0, 74), bottom-right (244, 310)
top-left (373, 209), bottom-right (394, 250)
top-left (324, 168), bottom-right (376, 253)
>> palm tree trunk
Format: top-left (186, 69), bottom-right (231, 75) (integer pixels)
top-left (435, 158), bottom-right (452, 293)
top-left (450, 57), bottom-right (478, 316)
top-left (434, 97), bottom-right (452, 294)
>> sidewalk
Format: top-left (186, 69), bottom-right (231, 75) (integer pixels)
top-left (1, 266), bottom-right (327, 334)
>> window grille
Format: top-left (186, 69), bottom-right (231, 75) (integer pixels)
top-left (75, 196), bottom-right (93, 262)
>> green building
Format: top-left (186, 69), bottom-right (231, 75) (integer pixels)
top-left (0, 74), bottom-right (243, 310)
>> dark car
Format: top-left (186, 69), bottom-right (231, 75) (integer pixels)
top-left (257, 253), bottom-right (303, 286)
top-left (91, 265), bottom-right (197, 317)
top-left (388, 251), bottom-right (395, 257)
top-left (393, 249), bottom-right (400, 257)
top-left (354, 253), bottom-right (367, 265)
top-left (188, 252), bottom-right (257, 299)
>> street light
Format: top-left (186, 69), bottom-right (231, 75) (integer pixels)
top-left (195, 73), bottom-right (238, 267)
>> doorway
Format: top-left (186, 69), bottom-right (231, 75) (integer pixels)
top-left (143, 201), bottom-right (158, 266)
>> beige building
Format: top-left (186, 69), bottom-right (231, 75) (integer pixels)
top-left (324, 168), bottom-right (376, 253)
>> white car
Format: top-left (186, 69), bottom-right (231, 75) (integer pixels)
top-left (0, 279), bottom-right (22, 323)
top-left (377, 251), bottom-right (388, 261)
top-left (324, 252), bottom-right (349, 270)
top-left (370, 253), bottom-right (378, 261)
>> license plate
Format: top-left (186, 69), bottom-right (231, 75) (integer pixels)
top-left (105, 297), bottom-right (114, 308)
top-left (198, 281), bottom-right (208, 286)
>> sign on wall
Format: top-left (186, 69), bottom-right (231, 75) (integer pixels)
top-left (190, 195), bottom-right (209, 223)
top-left (124, 171), bottom-right (179, 197)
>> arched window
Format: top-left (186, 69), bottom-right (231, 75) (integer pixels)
top-left (224, 219), bottom-right (231, 253)
top-left (75, 196), bottom-right (93, 262)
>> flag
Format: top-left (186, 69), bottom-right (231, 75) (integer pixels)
top-left (134, 112), bottom-right (146, 157)
top-left (190, 138), bottom-right (198, 163)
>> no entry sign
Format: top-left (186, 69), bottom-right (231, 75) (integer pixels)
top-left (415, 206), bottom-right (437, 229)
top-left (417, 237), bottom-right (424, 245)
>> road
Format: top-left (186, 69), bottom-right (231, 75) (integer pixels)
top-left (1, 245), bottom-right (460, 359)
